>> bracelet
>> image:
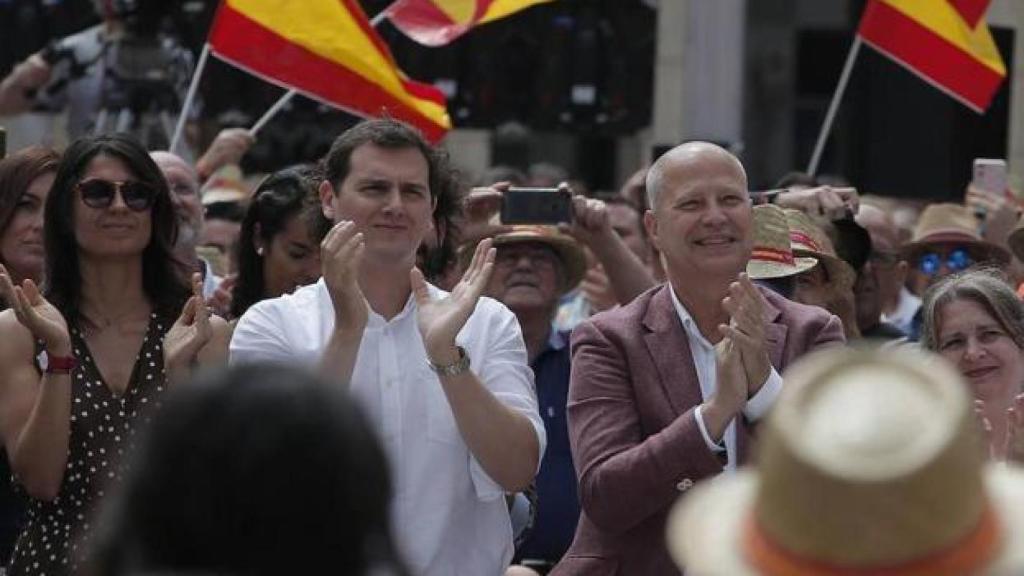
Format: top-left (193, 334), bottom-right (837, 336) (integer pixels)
top-left (426, 346), bottom-right (470, 377)
top-left (45, 353), bottom-right (77, 375)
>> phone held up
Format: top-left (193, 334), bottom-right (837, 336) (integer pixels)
top-left (972, 158), bottom-right (1008, 196)
top-left (500, 187), bottom-right (573, 225)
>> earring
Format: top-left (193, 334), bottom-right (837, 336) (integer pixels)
top-left (256, 246), bottom-right (264, 256)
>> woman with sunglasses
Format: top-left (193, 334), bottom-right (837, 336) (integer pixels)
top-left (229, 165), bottom-right (328, 320)
top-left (921, 268), bottom-right (1024, 460)
top-left (0, 134), bottom-right (231, 576)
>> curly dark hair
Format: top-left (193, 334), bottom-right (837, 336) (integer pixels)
top-left (322, 118), bottom-right (462, 280)
top-left (44, 134), bottom-right (190, 323)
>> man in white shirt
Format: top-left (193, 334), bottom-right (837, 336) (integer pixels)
top-left (230, 118), bottom-right (545, 576)
top-left (551, 142), bottom-right (844, 575)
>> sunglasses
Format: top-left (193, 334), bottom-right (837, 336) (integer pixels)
top-left (76, 179), bottom-right (157, 212)
top-left (917, 248), bottom-right (973, 276)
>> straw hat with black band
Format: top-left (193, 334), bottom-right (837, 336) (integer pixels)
top-left (666, 347), bottom-right (1024, 576)
top-left (461, 225), bottom-right (587, 295)
top-left (746, 204), bottom-right (817, 280)
top-left (903, 203), bottom-right (1010, 266)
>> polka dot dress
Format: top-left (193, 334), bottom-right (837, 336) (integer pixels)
top-left (8, 315), bottom-right (169, 576)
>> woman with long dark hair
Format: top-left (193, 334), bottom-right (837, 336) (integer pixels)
top-left (229, 165), bottom-right (327, 319)
top-left (0, 134), bottom-right (231, 576)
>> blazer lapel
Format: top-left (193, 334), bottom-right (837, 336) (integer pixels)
top-left (642, 286), bottom-right (703, 416)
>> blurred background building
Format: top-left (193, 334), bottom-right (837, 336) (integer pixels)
top-left (1, 0), bottom-right (1020, 198)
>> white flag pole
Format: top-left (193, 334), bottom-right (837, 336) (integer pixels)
top-left (169, 42), bottom-right (211, 155)
top-left (247, 0), bottom-right (401, 135)
top-left (807, 36), bottom-right (862, 177)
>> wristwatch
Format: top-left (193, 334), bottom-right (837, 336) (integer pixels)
top-left (427, 346), bottom-right (470, 377)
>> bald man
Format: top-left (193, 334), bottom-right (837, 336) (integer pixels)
top-left (551, 143), bottom-right (844, 575)
top-left (151, 151), bottom-right (222, 298)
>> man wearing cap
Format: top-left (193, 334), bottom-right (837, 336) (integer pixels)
top-left (903, 203), bottom-right (1010, 340)
top-left (552, 142), bottom-right (844, 575)
top-left (481, 226), bottom-right (587, 573)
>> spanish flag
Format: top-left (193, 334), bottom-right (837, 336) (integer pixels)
top-left (384, 0), bottom-right (554, 47)
top-left (208, 0), bottom-right (451, 141)
top-left (857, 0), bottom-right (1006, 113)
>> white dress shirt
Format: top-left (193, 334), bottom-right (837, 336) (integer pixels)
top-left (668, 285), bottom-right (782, 471)
top-left (882, 286), bottom-right (922, 336)
top-left (230, 279), bottom-right (547, 576)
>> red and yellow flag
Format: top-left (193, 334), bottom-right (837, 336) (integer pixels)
top-left (208, 0), bottom-right (451, 141)
top-left (857, 0), bottom-right (1006, 113)
top-left (385, 0), bottom-right (554, 47)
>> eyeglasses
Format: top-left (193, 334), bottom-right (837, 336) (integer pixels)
top-left (917, 248), bottom-right (973, 276)
top-left (76, 179), bottom-right (157, 212)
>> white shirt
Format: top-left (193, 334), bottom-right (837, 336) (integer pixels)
top-left (230, 279), bottom-right (546, 576)
top-left (668, 285), bottom-right (782, 471)
top-left (882, 287), bottom-right (922, 336)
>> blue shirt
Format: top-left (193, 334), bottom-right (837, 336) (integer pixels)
top-left (515, 329), bottom-right (580, 563)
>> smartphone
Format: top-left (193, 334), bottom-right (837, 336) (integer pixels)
top-left (501, 187), bottom-right (572, 225)
top-left (972, 158), bottom-right (1008, 195)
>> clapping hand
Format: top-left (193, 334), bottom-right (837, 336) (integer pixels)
top-left (0, 263), bottom-right (70, 354)
top-left (163, 273), bottom-right (213, 372)
top-left (414, 238), bottom-right (495, 364)
top-left (720, 273), bottom-right (771, 394)
top-left (321, 220), bottom-right (368, 333)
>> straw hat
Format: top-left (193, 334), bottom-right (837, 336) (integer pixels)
top-left (463, 225), bottom-right (587, 294)
top-left (666, 347), bottom-right (1024, 576)
top-left (784, 209), bottom-right (856, 291)
top-left (903, 203), bottom-right (1010, 265)
top-left (747, 204), bottom-right (817, 280)
top-left (201, 165), bottom-right (249, 206)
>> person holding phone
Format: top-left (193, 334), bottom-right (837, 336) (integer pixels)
top-left (0, 134), bottom-right (230, 576)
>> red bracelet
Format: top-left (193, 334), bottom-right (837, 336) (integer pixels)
top-left (45, 354), bottom-right (77, 375)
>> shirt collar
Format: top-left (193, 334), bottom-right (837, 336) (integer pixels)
top-left (668, 282), bottom-right (710, 347)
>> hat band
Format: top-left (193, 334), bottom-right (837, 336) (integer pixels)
top-left (751, 247), bottom-right (796, 266)
top-left (743, 503), bottom-right (1000, 576)
top-left (789, 230), bottom-right (821, 252)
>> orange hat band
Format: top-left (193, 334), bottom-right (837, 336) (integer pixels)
top-left (789, 230), bottom-right (820, 252)
top-left (743, 503), bottom-right (1000, 576)
top-left (751, 247), bottom-right (796, 266)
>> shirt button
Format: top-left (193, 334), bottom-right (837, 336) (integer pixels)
top-left (676, 478), bottom-right (694, 492)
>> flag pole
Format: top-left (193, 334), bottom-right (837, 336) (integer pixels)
top-left (169, 42), bottom-right (211, 155)
top-left (806, 36), bottom-right (862, 177)
top-left (248, 0), bottom-right (401, 135)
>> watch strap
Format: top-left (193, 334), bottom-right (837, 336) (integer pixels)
top-left (427, 346), bottom-right (470, 377)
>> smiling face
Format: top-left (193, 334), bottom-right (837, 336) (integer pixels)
top-left (0, 171), bottom-right (53, 283)
top-left (72, 154), bottom-right (153, 259)
top-left (320, 144), bottom-right (435, 271)
top-left (486, 241), bottom-right (563, 315)
top-left (936, 298), bottom-right (1024, 406)
top-left (644, 145), bottom-right (752, 283)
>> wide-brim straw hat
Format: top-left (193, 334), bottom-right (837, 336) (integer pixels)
top-left (747, 204), bottom-right (817, 280)
top-left (903, 203), bottom-right (1010, 265)
top-left (461, 225), bottom-right (587, 294)
top-left (784, 209), bottom-right (856, 291)
top-left (667, 347), bottom-right (1024, 576)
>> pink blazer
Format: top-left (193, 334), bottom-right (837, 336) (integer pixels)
top-left (551, 284), bottom-right (845, 575)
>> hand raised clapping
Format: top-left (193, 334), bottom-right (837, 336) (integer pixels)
top-left (0, 263), bottom-right (71, 354)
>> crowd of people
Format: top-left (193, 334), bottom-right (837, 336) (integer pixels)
top-left (1, 106), bottom-right (1024, 575)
